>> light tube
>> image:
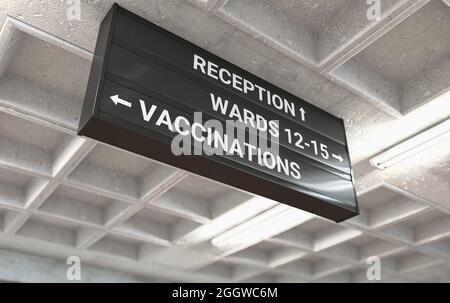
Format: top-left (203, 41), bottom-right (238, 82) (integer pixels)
top-left (211, 204), bottom-right (314, 252)
top-left (370, 119), bottom-right (450, 170)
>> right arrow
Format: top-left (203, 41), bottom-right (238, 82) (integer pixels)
top-left (332, 153), bottom-right (343, 163)
top-left (110, 95), bottom-right (132, 108)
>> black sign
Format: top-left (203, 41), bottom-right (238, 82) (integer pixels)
top-left (79, 4), bottom-right (358, 222)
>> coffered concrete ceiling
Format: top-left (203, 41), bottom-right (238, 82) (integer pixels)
top-left (0, 0), bottom-right (448, 282)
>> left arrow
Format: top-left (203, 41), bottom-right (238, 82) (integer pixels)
top-left (110, 95), bottom-right (132, 108)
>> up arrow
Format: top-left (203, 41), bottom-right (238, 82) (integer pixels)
top-left (299, 107), bottom-right (306, 122)
top-left (110, 95), bottom-right (132, 108)
top-left (332, 153), bottom-right (343, 163)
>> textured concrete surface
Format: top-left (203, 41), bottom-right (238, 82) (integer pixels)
top-left (0, 0), bottom-right (448, 282)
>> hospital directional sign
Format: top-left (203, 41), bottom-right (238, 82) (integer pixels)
top-left (78, 4), bottom-right (359, 222)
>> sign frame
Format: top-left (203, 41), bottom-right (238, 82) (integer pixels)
top-left (79, 4), bottom-right (359, 222)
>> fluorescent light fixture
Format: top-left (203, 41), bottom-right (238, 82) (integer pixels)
top-left (370, 119), bottom-right (450, 170)
top-left (211, 204), bottom-right (314, 253)
top-left (175, 196), bottom-right (277, 246)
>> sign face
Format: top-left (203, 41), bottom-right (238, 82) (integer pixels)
top-left (79, 4), bottom-right (358, 222)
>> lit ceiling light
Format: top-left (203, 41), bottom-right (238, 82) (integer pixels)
top-left (175, 196), bottom-right (277, 246)
top-left (211, 204), bottom-right (315, 253)
top-left (370, 119), bottom-right (450, 170)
